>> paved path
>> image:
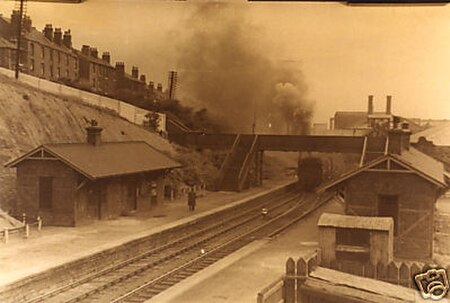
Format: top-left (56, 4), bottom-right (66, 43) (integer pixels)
top-left (0, 179), bottom-right (293, 287)
top-left (148, 197), bottom-right (345, 303)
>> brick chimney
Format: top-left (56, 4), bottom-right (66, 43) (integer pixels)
top-left (386, 95), bottom-right (392, 115)
top-left (102, 52), bottom-right (110, 64)
top-left (53, 28), bottom-right (62, 45)
top-left (43, 24), bottom-right (53, 41)
top-left (149, 81), bottom-right (154, 93)
top-left (140, 74), bottom-right (146, 83)
top-left (23, 16), bottom-right (32, 32)
top-left (388, 122), bottom-right (411, 155)
top-left (157, 83), bottom-right (163, 92)
top-left (368, 95), bottom-right (374, 115)
top-left (86, 120), bottom-right (102, 146)
top-left (131, 66), bottom-right (139, 79)
top-left (90, 47), bottom-right (98, 58)
top-left (115, 62), bottom-right (125, 75)
top-left (10, 10), bottom-right (20, 37)
top-left (63, 30), bottom-right (72, 48)
top-left (81, 45), bottom-right (90, 55)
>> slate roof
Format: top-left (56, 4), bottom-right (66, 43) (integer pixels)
top-left (334, 111), bottom-right (368, 129)
top-left (411, 121), bottom-right (450, 146)
top-left (318, 146), bottom-right (447, 192)
top-left (318, 213), bottom-right (393, 231)
top-left (74, 49), bottom-right (114, 68)
top-left (6, 141), bottom-right (181, 180)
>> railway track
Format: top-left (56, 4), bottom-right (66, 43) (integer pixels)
top-left (25, 189), bottom-right (331, 303)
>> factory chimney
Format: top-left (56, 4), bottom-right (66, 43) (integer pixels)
top-left (368, 95), bottom-right (374, 115)
top-left (386, 95), bottom-right (392, 115)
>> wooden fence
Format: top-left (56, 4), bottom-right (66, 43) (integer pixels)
top-left (1, 215), bottom-right (42, 243)
top-left (257, 250), bottom-right (450, 303)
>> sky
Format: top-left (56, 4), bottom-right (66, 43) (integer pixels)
top-left (0, 0), bottom-right (450, 125)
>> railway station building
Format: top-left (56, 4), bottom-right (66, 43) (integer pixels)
top-left (318, 127), bottom-right (448, 261)
top-left (5, 125), bottom-right (181, 227)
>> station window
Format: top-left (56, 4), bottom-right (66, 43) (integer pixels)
top-left (39, 177), bottom-right (53, 209)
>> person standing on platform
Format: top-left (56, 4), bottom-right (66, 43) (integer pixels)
top-left (188, 186), bottom-right (197, 211)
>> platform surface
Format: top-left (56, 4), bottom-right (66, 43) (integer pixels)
top-left (0, 179), bottom-right (293, 287)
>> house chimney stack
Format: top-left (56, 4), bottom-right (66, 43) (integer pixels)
top-left (388, 123), bottom-right (411, 155)
top-left (140, 74), bottom-right (146, 83)
top-left (86, 120), bottom-right (102, 146)
top-left (157, 83), bottom-right (163, 92)
top-left (53, 28), bottom-right (62, 45)
top-left (386, 95), bottom-right (392, 115)
top-left (43, 24), bottom-right (53, 41)
top-left (90, 47), bottom-right (98, 58)
top-left (368, 95), bottom-right (374, 115)
top-left (102, 52), bottom-right (110, 64)
top-left (63, 30), bottom-right (72, 48)
top-left (132, 66), bottom-right (139, 79)
top-left (23, 16), bottom-right (32, 32)
top-left (81, 45), bottom-right (90, 55)
top-left (115, 62), bottom-right (125, 75)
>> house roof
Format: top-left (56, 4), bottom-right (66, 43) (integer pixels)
top-left (411, 120), bottom-right (450, 146)
top-left (5, 141), bottom-right (181, 180)
top-left (0, 36), bottom-right (15, 49)
top-left (318, 146), bottom-right (447, 192)
top-left (318, 213), bottom-right (393, 231)
top-left (334, 111), bottom-right (368, 129)
top-left (74, 49), bottom-right (114, 68)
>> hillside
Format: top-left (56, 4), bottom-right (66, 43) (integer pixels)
top-left (0, 74), bottom-right (174, 210)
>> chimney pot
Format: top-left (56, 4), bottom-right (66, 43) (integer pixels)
top-left (54, 28), bottom-right (62, 45)
top-left (368, 95), bottom-right (374, 115)
top-left (63, 30), bottom-right (72, 48)
top-left (90, 47), bottom-right (98, 58)
top-left (102, 52), bottom-right (110, 64)
top-left (386, 95), bottom-right (392, 115)
top-left (43, 24), bottom-right (53, 41)
top-left (131, 66), bottom-right (139, 79)
top-left (86, 123), bottom-right (103, 146)
top-left (81, 45), bottom-right (90, 55)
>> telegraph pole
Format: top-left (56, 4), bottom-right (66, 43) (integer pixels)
top-left (15, 0), bottom-right (26, 79)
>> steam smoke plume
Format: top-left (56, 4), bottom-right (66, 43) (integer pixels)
top-left (177, 3), bottom-right (313, 134)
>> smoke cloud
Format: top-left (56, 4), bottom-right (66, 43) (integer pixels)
top-left (177, 3), bottom-right (313, 134)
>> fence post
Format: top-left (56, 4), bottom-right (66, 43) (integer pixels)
top-left (37, 216), bottom-right (42, 231)
top-left (387, 262), bottom-right (399, 285)
top-left (4, 229), bottom-right (8, 244)
top-left (285, 258), bottom-right (296, 303)
top-left (297, 257), bottom-right (307, 302)
top-left (399, 263), bottom-right (410, 288)
top-left (24, 224), bottom-right (29, 238)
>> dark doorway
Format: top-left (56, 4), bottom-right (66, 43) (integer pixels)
top-left (378, 195), bottom-right (399, 235)
top-left (127, 181), bottom-right (137, 211)
top-left (39, 177), bottom-right (53, 209)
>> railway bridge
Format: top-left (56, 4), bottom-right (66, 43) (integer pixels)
top-left (169, 131), bottom-right (396, 191)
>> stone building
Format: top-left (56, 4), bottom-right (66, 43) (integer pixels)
top-left (0, 36), bottom-right (15, 69)
top-left (318, 128), bottom-right (448, 261)
top-left (0, 12), bottom-right (78, 81)
top-left (75, 46), bottom-right (116, 95)
top-left (5, 125), bottom-right (181, 227)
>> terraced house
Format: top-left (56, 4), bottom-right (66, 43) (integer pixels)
top-left (0, 11), bottom-right (78, 81)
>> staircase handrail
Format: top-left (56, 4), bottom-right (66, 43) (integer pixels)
top-left (237, 135), bottom-right (259, 191)
top-left (216, 134), bottom-right (241, 188)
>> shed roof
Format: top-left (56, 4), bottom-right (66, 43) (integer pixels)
top-left (318, 146), bottom-right (447, 192)
top-left (5, 141), bottom-right (181, 180)
top-left (318, 213), bottom-right (393, 231)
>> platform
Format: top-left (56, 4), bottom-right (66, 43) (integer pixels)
top-left (0, 179), bottom-right (294, 288)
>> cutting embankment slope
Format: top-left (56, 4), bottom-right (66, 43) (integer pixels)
top-left (0, 75), bottom-right (173, 210)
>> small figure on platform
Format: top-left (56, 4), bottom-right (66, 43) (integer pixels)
top-left (188, 187), bottom-right (197, 211)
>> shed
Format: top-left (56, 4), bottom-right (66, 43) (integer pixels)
top-left (5, 125), bottom-right (181, 226)
top-left (318, 213), bottom-right (393, 265)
